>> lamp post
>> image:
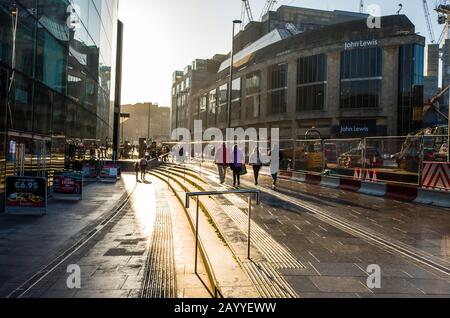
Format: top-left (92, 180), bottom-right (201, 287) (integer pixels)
top-left (147, 103), bottom-right (151, 142)
top-left (7, 3), bottom-right (18, 130)
top-left (226, 20), bottom-right (242, 130)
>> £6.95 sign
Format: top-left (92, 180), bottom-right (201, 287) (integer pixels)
top-left (5, 176), bottom-right (48, 215)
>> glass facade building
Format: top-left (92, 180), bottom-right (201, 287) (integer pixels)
top-left (0, 0), bottom-right (119, 210)
top-left (398, 43), bottom-right (425, 136)
top-left (340, 47), bottom-right (383, 109)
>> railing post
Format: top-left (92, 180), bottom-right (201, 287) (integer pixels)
top-left (418, 135), bottom-right (425, 187)
top-left (247, 194), bottom-right (252, 259)
top-left (362, 138), bottom-right (367, 179)
top-left (292, 139), bottom-right (296, 172)
top-left (194, 196), bottom-right (199, 275)
top-left (321, 138), bottom-right (325, 173)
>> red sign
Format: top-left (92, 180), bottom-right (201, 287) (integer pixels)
top-left (54, 172), bottom-right (82, 197)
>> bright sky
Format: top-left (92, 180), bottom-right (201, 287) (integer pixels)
top-left (118, 0), bottom-right (442, 106)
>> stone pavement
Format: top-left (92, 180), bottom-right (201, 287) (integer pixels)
top-left (0, 180), bottom-right (127, 297)
top-left (192, 164), bottom-right (450, 298)
top-left (1, 174), bottom-right (212, 298)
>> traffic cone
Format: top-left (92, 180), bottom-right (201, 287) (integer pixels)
top-left (353, 169), bottom-right (359, 180)
top-left (359, 168), bottom-right (363, 180)
top-left (366, 170), bottom-right (372, 182)
top-left (372, 170), bottom-right (378, 183)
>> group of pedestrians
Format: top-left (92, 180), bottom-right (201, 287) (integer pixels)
top-left (214, 143), bottom-right (280, 189)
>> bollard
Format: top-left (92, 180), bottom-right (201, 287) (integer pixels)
top-left (194, 198), bottom-right (200, 274)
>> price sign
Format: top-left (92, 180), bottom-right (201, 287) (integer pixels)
top-left (6, 176), bottom-right (47, 215)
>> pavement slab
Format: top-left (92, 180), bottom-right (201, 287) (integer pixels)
top-left (183, 163), bottom-right (450, 298)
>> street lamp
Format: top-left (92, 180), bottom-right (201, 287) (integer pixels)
top-left (147, 103), bottom-right (151, 142)
top-left (7, 2), bottom-right (18, 130)
top-left (226, 19), bottom-right (242, 130)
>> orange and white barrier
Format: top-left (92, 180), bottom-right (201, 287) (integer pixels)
top-left (422, 162), bottom-right (450, 192)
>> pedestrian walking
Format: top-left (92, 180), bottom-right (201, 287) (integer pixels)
top-left (214, 143), bottom-right (231, 184)
top-left (269, 144), bottom-right (282, 189)
top-left (249, 147), bottom-right (263, 186)
top-left (134, 161), bottom-right (140, 181)
top-left (231, 145), bottom-right (245, 188)
top-left (139, 157), bottom-right (148, 181)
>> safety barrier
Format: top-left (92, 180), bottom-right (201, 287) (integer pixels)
top-left (163, 135), bottom-right (449, 188)
top-left (422, 162), bottom-right (450, 192)
top-left (271, 170), bottom-right (450, 208)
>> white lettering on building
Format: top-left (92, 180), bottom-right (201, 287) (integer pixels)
top-left (344, 39), bottom-right (379, 50)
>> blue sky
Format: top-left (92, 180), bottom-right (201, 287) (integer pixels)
top-left (118, 0), bottom-right (443, 106)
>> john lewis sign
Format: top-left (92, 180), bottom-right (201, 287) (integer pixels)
top-left (344, 39), bottom-right (379, 50)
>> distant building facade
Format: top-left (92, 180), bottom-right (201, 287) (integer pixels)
top-left (121, 103), bottom-right (171, 143)
top-left (171, 6), bottom-right (425, 140)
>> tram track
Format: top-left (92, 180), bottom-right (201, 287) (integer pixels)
top-left (185, 164), bottom-right (450, 278)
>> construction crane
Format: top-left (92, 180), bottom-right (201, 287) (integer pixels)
top-left (260, 0), bottom-right (277, 21)
top-left (437, 1), bottom-right (450, 43)
top-left (359, 0), bottom-right (364, 13)
top-left (242, 0), bottom-right (253, 23)
top-left (423, 0), bottom-right (436, 43)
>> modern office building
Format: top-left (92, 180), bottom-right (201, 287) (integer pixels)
top-left (171, 55), bottom-right (227, 131)
top-left (423, 43), bottom-right (444, 127)
top-left (121, 103), bottom-right (171, 143)
top-left (171, 6), bottom-right (425, 140)
top-left (0, 0), bottom-right (121, 210)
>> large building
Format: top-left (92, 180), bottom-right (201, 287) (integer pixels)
top-left (0, 0), bottom-right (121, 209)
top-left (121, 103), bottom-right (171, 143)
top-left (171, 6), bottom-right (425, 140)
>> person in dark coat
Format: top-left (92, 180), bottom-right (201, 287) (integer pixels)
top-left (134, 161), bottom-right (140, 181)
top-left (230, 145), bottom-right (245, 188)
top-left (139, 157), bottom-right (148, 181)
top-left (249, 147), bottom-right (263, 186)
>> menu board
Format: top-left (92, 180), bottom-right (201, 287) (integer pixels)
top-left (82, 163), bottom-right (98, 179)
top-left (100, 165), bottom-right (119, 183)
top-left (53, 171), bottom-right (83, 201)
top-left (6, 176), bottom-right (47, 215)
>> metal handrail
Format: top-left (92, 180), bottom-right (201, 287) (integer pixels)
top-left (185, 189), bottom-right (261, 275)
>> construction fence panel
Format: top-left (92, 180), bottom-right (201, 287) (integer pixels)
top-left (294, 139), bottom-right (324, 174)
top-left (365, 136), bottom-right (422, 185)
top-left (322, 139), bottom-right (364, 179)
